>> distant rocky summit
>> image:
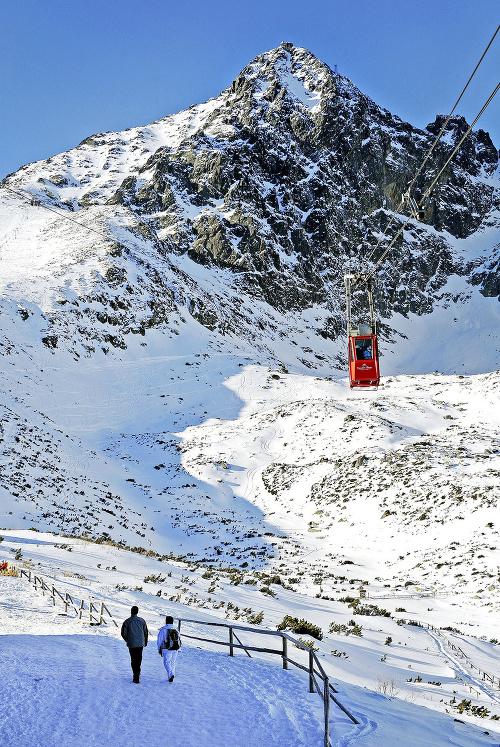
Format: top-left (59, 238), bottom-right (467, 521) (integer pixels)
top-left (1, 43), bottom-right (499, 368)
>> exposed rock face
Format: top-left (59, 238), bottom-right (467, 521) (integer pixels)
top-left (1, 43), bottom-right (499, 363)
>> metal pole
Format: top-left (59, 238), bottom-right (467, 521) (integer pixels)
top-left (344, 275), bottom-right (353, 337)
top-left (229, 627), bottom-right (234, 657)
top-left (367, 278), bottom-right (376, 335)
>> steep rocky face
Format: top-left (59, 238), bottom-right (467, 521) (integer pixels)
top-left (1, 42), bottom-right (499, 362)
top-left (116, 45), bottom-right (498, 313)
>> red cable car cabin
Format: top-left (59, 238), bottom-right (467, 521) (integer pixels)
top-left (348, 335), bottom-right (380, 388)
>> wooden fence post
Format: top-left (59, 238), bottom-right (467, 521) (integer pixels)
top-left (51, 586), bottom-right (56, 606)
top-left (309, 650), bottom-right (314, 693)
top-left (323, 676), bottom-right (330, 747)
top-left (282, 636), bottom-right (288, 670)
top-left (229, 627), bottom-right (234, 657)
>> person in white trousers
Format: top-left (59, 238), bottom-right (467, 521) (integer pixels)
top-left (157, 615), bottom-right (181, 682)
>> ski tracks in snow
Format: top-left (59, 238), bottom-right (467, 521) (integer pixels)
top-left (426, 628), bottom-right (500, 705)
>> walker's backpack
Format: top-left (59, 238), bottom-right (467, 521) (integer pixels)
top-left (166, 628), bottom-right (181, 650)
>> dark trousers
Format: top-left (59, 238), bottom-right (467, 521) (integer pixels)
top-left (128, 646), bottom-right (143, 681)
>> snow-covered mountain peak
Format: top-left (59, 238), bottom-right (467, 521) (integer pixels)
top-left (0, 42), bottom-right (499, 376)
top-left (235, 42), bottom-right (337, 111)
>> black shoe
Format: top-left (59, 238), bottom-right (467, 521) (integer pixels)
top-left (133, 677), bottom-right (140, 683)
top-left (169, 675), bottom-right (174, 683)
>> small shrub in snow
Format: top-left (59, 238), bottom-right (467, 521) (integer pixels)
top-left (247, 611), bottom-right (264, 625)
top-left (375, 678), bottom-right (400, 696)
top-left (348, 599), bottom-right (391, 617)
top-left (277, 615), bottom-right (323, 640)
top-left (143, 573), bottom-right (166, 583)
top-left (331, 649), bottom-right (348, 658)
top-left (259, 586), bottom-right (275, 597)
top-left (447, 698), bottom-right (496, 719)
top-left (295, 637), bottom-right (319, 651)
top-left (329, 621), bottom-right (363, 637)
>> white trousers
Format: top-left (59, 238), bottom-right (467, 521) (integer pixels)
top-left (162, 649), bottom-right (178, 678)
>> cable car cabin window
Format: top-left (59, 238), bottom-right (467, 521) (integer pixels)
top-left (354, 338), bottom-right (373, 360)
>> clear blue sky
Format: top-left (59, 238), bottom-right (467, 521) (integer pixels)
top-left (1, 0), bottom-right (498, 180)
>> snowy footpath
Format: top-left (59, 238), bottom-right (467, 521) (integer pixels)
top-left (0, 578), bottom-right (325, 747)
top-left (2, 556), bottom-right (500, 747)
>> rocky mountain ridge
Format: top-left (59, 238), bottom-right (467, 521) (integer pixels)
top-left (1, 42), bottom-right (499, 371)
top-left (0, 44), bottom-right (499, 607)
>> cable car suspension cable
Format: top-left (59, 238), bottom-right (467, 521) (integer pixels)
top-left (367, 78), bottom-right (500, 281)
top-left (422, 79), bottom-right (500, 200)
top-left (363, 84), bottom-right (500, 285)
top-left (1, 183), bottom-right (115, 244)
top-left (364, 22), bottom-right (500, 270)
top-left (405, 22), bottom-right (500, 201)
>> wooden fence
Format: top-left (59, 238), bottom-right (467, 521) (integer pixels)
top-left (19, 569), bottom-right (118, 627)
top-left (400, 619), bottom-right (500, 695)
top-left (16, 569), bottom-right (360, 744)
top-left (174, 616), bottom-right (359, 747)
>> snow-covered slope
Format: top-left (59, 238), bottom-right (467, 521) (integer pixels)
top-left (1, 531), bottom-right (500, 746)
top-left (0, 41), bottom-right (500, 745)
top-left (1, 42), bottom-right (499, 373)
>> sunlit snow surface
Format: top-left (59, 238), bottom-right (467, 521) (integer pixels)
top-left (0, 40), bottom-right (499, 745)
top-left (1, 530), bottom-right (499, 747)
top-left (0, 333), bottom-right (500, 744)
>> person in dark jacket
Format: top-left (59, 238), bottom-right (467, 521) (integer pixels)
top-left (121, 605), bottom-right (149, 683)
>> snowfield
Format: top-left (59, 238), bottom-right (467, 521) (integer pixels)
top-left (1, 531), bottom-right (500, 747)
top-left (1, 39), bottom-right (500, 747)
top-left (0, 320), bottom-right (499, 745)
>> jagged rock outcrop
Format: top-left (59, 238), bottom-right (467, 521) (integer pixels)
top-left (1, 42), bottom-right (499, 362)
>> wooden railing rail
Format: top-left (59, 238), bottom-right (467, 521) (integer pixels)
top-left (16, 572), bottom-right (359, 744)
top-left (19, 569), bottom-right (119, 627)
top-left (175, 616), bottom-right (359, 747)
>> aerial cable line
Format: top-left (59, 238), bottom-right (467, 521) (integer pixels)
top-left (422, 79), bottom-right (500, 199)
top-left (364, 22), bottom-right (500, 272)
top-left (363, 78), bottom-right (500, 284)
top-left (405, 22), bottom-right (500, 200)
top-left (1, 182), bottom-right (116, 246)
